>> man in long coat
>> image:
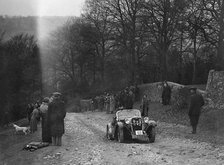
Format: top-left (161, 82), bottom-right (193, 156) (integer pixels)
top-left (105, 94), bottom-right (110, 113)
top-left (118, 90), bottom-right (125, 108)
top-left (188, 88), bottom-right (204, 134)
top-left (40, 97), bottom-right (51, 143)
top-left (27, 103), bottom-right (34, 124)
top-left (124, 89), bottom-right (134, 109)
top-left (141, 94), bottom-right (149, 117)
top-left (30, 104), bottom-right (40, 133)
top-left (109, 94), bottom-right (115, 114)
top-left (99, 95), bottom-right (104, 111)
top-left (48, 92), bottom-right (66, 146)
top-left (162, 81), bottom-right (171, 105)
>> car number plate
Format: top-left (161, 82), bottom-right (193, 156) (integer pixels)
top-left (135, 130), bottom-right (143, 135)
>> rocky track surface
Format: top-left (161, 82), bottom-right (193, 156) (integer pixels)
top-left (1, 110), bottom-right (224, 165)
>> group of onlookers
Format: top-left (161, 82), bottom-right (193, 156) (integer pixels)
top-left (138, 81), bottom-right (172, 118)
top-left (27, 92), bottom-right (66, 146)
top-left (90, 82), bottom-right (171, 116)
top-left (92, 85), bottom-right (139, 114)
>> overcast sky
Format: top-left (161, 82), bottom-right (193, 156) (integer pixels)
top-left (0, 0), bottom-right (85, 16)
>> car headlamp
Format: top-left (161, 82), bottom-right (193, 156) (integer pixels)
top-left (144, 117), bottom-right (149, 123)
top-left (125, 118), bottom-right (131, 124)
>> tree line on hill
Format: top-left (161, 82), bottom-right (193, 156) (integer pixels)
top-left (0, 33), bottom-right (41, 125)
top-left (1, 0), bottom-right (224, 124)
top-left (43, 0), bottom-right (223, 96)
top-left (0, 16), bottom-right (68, 125)
top-left (0, 16), bottom-right (69, 40)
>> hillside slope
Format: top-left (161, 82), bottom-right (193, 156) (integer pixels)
top-left (0, 16), bottom-right (72, 40)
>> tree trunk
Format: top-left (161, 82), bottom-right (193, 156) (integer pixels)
top-left (178, 29), bottom-right (184, 83)
top-left (80, 65), bottom-right (83, 82)
top-left (160, 46), bottom-right (168, 81)
top-left (101, 41), bottom-right (105, 82)
top-left (101, 59), bottom-right (105, 82)
top-left (192, 32), bottom-right (197, 84)
top-left (93, 52), bottom-right (96, 83)
top-left (131, 42), bottom-right (136, 85)
top-left (192, 59), bottom-right (197, 84)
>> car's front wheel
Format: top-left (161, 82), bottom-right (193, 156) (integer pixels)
top-left (148, 127), bottom-right (156, 143)
top-left (117, 127), bottom-right (124, 143)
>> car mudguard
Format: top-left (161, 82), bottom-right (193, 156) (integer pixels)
top-left (147, 120), bottom-right (157, 127)
top-left (144, 120), bottom-right (157, 131)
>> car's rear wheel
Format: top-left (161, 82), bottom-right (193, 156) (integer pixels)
top-left (106, 126), bottom-right (113, 140)
top-left (148, 127), bottom-right (156, 143)
top-left (118, 127), bottom-right (124, 143)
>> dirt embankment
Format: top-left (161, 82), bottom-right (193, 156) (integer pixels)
top-left (145, 102), bottom-right (224, 145)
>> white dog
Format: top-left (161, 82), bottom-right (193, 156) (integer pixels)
top-left (12, 123), bottom-right (30, 135)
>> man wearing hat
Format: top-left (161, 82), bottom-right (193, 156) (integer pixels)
top-left (48, 92), bottom-right (66, 146)
top-left (40, 97), bottom-right (51, 143)
top-left (188, 87), bottom-right (204, 134)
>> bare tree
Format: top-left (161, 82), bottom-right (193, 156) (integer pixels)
top-left (202, 0), bottom-right (224, 69)
top-left (84, 0), bottom-right (113, 82)
top-left (186, 0), bottom-right (208, 83)
top-left (142, 0), bottom-right (188, 80)
top-left (103, 0), bottom-right (146, 84)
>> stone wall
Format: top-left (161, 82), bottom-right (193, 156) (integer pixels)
top-left (205, 70), bottom-right (224, 109)
top-left (137, 70), bottom-right (224, 110)
top-left (138, 82), bottom-right (206, 110)
top-left (138, 82), bottom-right (190, 109)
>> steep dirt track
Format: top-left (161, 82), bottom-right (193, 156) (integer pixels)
top-left (1, 111), bottom-right (224, 165)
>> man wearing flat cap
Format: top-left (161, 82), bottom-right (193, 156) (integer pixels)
top-left (39, 97), bottom-right (51, 143)
top-left (188, 87), bottom-right (204, 134)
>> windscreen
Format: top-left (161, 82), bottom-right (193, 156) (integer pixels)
top-left (116, 109), bottom-right (141, 120)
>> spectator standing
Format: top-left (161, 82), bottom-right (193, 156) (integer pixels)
top-left (99, 95), bottom-right (104, 111)
top-left (124, 88), bottom-right (134, 109)
top-left (141, 94), bottom-right (149, 117)
top-left (118, 90), bottom-right (125, 108)
top-left (109, 94), bottom-right (115, 114)
top-left (39, 97), bottom-right (51, 143)
top-left (162, 81), bottom-right (171, 105)
top-left (48, 92), bottom-right (66, 146)
top-left (92, 96), bottom-right (97, 111)
top-left (30, 104), bottom-right (40, 133)
top-left (114, 94), bottom-right (120, 112)
top-left (123, 88), bottom-right (129, 109)
top-left (134, 84), bottom-right (140, 101)
top-left (105, 93), bottom-right (110, 114)
top-left (188, 87), bottom-right (204, 134)
top-left (27, 103), bottom-right (33, 124)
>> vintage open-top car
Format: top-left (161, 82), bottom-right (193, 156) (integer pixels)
top-left (106, 109), bottom-right (157, 143)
